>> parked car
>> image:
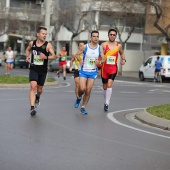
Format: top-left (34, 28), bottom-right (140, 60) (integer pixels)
top-left (139, 55), bottom-right (170, 82)
top-left (14, 54), bottom-right (29, 68)
top-left (48, 56), bottom-right (75, 72)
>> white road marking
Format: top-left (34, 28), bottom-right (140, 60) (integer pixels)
top-left (120, 92), bottom-right (139, 93)
top-left (107, 108), bottom-right (170, 139)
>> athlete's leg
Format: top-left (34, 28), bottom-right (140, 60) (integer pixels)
top-left (29, 81), bottom-right (37, 107)
top-left (37, 85), bottom-right (43, 97)
top-left (78, 77), bottom-right (87, 97)
top-left (102, 72), bottom-right (116, 111)
top-left (57, 64), bottom-right (62, 77)
top-left (74, 77), bottom-right (79, 97)
top-left (74, 76), bottom-right (86, 108)
top-left (6, 63), bottom-right (10, 74)
top-left (9, 63), bottom-right (14, 74)
top-left (157, 71), bottom-right (161, 82)
top-left (62, 64), bottom-right (66, 80)
top-left (81, 78), bottom-right (95, 107)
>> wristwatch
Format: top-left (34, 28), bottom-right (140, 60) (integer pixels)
top-left (122, 59), bottom-right (126, 62)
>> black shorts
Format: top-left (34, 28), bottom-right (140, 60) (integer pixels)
top-left (74, 69), bottom-right (79, 78)
top-left (29, 69), bottom-right (47, 86)
top-left (155, 69), bottom-right (161, 73)
top-left (102, 72), bottom-right (117, 84)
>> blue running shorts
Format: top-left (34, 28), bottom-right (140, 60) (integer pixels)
top-left (79, 70), bottom-right (97, 79)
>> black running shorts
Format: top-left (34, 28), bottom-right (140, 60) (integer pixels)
top-left (74, 69), bottom-right (79, 78)
top-left (29, 69), bottom-right (47, 86)
top-left (102, 72), bottom-right (117, 84)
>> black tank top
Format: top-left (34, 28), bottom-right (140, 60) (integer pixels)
top-left (30, 40), bottom-right (49, 72)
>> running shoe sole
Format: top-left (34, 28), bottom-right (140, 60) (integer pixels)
top-left (80, 108), bottom-right (88, 115)
top-left (35, 102), bottom-right (40, 108)
top-left (104, 104), bottom-right (109, 112)
top-left (30, 109), bottom-right (37, 116)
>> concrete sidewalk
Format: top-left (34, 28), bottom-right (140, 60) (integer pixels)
top-left (135, 109), bottom-right (170, 131)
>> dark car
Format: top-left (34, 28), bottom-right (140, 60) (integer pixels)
top-left (48, 56), bottom-right (75, 72)
top-left (14, 55), bottom-right (29, 68)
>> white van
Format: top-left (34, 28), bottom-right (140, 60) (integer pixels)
top-left (139, 55), bottom-right (170, 82)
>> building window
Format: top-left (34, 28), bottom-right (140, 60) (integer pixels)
top-left (126, 43), bottom-right (140, 51)
top-left (21, 1), bottom-right (32, 9)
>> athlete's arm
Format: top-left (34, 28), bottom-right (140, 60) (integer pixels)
top-left (75, 45), bottom-right (85, 65)
top-left (99, 46), bottom-right (104, 63)
top-left (25, 41), bottom-right (33, 62)
top-left (101, 42), bottom-right (106, 62)
top-left (47, 43), bottom-right (56, 60)
top-left (69, 54), bottom-right (75, 72)
top-left (119, 44), bottom-right (126, 65)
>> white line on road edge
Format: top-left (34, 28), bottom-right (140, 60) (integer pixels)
top-left (107, 108), bottom-right (170, 139)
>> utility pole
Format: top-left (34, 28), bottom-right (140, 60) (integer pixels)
top-left (44, 0), bottom-right (52, 41)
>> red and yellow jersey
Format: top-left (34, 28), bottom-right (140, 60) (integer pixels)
top-left (101, 42), bottom-right (119, 77)
top-left (59, 51), bottom-right (67, 62)
top-left (103, 42), bottom-right (119, 67)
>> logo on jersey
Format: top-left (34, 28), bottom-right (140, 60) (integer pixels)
top-left (42, 45), bottom-right (46, 49)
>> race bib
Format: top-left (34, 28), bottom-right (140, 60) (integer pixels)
top-left (106, 56), bottom-right (116, 65)
top-left (87, 58), bottom-right (96, 68)
top-left (33, 55), bottom-right (44, 65)
top-left (61, 56), bottom-right (66, 61)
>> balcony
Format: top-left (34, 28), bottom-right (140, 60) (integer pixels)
top-left (81, 1), bottom-right (145, 14)
top-left (0, 7), bottom-right (43, 22)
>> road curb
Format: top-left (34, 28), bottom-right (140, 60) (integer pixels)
top-left (0, 81), bottom-right (60, 89)
top-left (135, 108), bottom-right (170, 131)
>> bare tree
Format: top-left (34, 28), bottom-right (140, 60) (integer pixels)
top-left (98, 0), bottom-right (145, 75)
top-left (147, 1), bottom-right (170, 42)
top-left (52, 4), bottom-right (89, 55)
top-left (0, 7), bottom-right (42, 51)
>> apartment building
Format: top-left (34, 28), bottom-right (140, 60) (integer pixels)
top-left (56, 0), bottom-right (169, 74)
top-left (145, 0), bottom-right (170, 55)
top-left (0, 0), bottom-right (168, 74)
top-left (0, 0), bottom-right (43, 53)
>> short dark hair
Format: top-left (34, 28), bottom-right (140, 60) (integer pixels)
top-left (157, 56), bottom-right (160, 60)
top-left (91, 30), bottom-right (99, 37)
top-left (78, 42), bottom-right (84, 46)
top-left (108, 28), bottom-right (117, 35)
top-left (37, 26), bottom-right (47, 33)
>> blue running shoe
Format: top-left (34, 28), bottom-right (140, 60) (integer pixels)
top-left (74, 97), bottom-right (81, 108)
top-left (80, 107), bottom-right (88, 115)
top-left (104, 104), bottom-right (109, 111)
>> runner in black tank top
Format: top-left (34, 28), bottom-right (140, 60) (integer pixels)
top-left (25, 26), bottom-right (56, 116)
top-left (30, 40), bottom-right (49, 73)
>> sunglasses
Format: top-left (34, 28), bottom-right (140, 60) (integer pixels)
top-left (109, 34), bottom-right (116, 36)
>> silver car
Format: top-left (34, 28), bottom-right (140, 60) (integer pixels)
top-left (48, 56), bottom-right (75, 72)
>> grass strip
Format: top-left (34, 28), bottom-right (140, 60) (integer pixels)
top-left (147, 104), bottom-right (170, 120)
top-left (0, 75), bottom-right (55, 84)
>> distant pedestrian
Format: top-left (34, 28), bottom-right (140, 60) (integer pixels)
top-left (153, 56), bottom-right (162, 82)
top-left (25, 26), bottom-right (56, 116)
top-left (56, 46), bottom-right (67, 80)
top-left (5, 47), bottom-right (15, 75)
top-left (2, 51), bottom-right (7, 73)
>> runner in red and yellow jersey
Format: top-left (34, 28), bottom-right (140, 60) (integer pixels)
top-left (57, 46), bottom-right (67, 80)
top-left (101, 28), bottom-right (126, 111)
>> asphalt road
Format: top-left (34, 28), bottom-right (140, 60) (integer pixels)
top-left (0, 67), bottom-right (170, 170)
